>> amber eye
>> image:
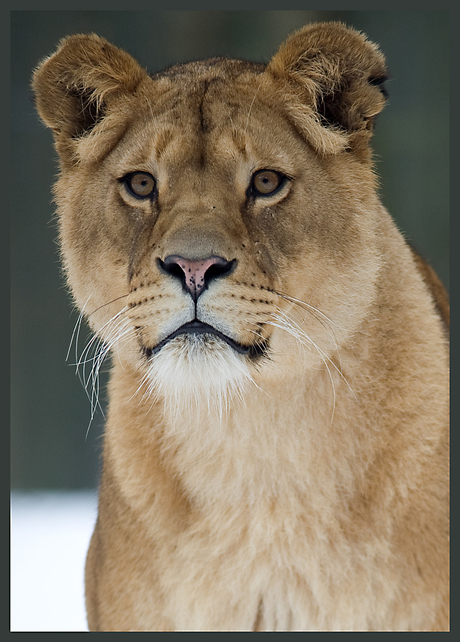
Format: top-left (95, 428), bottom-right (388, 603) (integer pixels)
top-left (251, 170), bottom-right (284, 196)
top-left (123, 172), bottom-right (156, 198)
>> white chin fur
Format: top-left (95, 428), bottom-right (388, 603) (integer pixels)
top-left (143, 334), bottom-right (253, 423)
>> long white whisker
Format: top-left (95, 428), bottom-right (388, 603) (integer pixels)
top-left (68, 305), bottom-right (133, 438)
top-left (71, 306), bottom-right (129, 368)
top-left (66, 294), bottom-right (93, 365)
top-left (274, 291), bottom-right (345, 331)
top-left (273, 290), bottom-right (345, 369)
top-left (66, 309), bottom-right (85, 364)
top-left (267, 312), bottom-right (337, 423)
top-left (85, 293), bottom-right (130, 320)
top-left (86, 320), bottom-right (133, 395)
top-left (271, 307), bottom-right (357, 401)
top-left (267, 307), bottom-right (358, 424)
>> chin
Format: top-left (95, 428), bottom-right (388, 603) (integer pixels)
top-left (142, 333), bottom-right (255, 424)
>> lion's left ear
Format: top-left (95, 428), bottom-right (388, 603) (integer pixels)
top-left (266, 22), bottom-right (388, 159)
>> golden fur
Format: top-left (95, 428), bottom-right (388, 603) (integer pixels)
top-left (32, 22), bottom-right (449, 631)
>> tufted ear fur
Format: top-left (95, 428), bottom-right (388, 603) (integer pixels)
top-left (32, 34), bottom-right (148, 164)
top-left (266, 22), bottom-right (389, 159)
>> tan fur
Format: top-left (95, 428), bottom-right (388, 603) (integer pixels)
top-left (32, 23), bottom-right (449, 631)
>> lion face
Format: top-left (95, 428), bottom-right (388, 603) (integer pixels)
top-left (33, 27), bottom-right (388, 407)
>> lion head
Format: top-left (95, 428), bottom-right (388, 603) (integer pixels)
top-left (32, 23), bottom-right (388, 414)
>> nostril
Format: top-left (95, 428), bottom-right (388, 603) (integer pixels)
top-left (158, 255), bottom-right (237, 300)
top-left (158, 256), bottom-right (185, 280)
top-left (205, 258), bottom-right (237, 280)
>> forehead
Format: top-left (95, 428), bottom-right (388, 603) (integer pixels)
top-left (114, 63), bottom-right (302, 174)
top-left (148, 58), bottom-right (267, 127)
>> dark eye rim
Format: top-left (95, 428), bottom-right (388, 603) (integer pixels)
top-left (119, 171), bottom-right (157, 200)
top-left (249, 169), bottom-right (288, 198)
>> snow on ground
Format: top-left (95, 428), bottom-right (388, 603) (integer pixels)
top-left (10, 490), bottom-right (98, 632)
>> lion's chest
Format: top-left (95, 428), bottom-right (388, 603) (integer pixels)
top-left (152, 502), bottom-right (387, 632)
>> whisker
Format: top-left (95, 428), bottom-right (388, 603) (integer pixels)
top-left (272, 309), bottom-right (339, 418)
top-left (66, 294), bottom-right (97, 369)
top-left (83, 325), bottom-right (135, 437)
top-left (272, 289), bottom-right (344, 368)
top-left (266, 313), bottom-right (337, 423)
top-left (244, 88), bottom-right (260, 135)
top-left (86, 293), bottom-right (129, 320)
top-left (67, 304), bottom-right (133, 438)
top-left (266, 307), bottom-right (358, 424)
top-left (270, 291), bottom-right (356, 392)
top-left (272, 307), bottom-right (356, 397)
top-left (273, 290), bottom-right (345, 331)
top-left (68, 299), bottom-right (130, 368)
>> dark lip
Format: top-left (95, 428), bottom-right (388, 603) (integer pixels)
top-left (142, 321), bottom-right (268, 359)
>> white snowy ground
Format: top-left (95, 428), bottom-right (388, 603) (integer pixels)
top-left (10, 490), bottom-right (98, 632)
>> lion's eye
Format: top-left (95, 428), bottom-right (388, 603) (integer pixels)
top-left (251, 170), bottom-right (284, 196)
top-left (123, 172), bottom-right (156, 198)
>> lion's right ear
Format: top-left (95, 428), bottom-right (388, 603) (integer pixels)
top-left (32, 34), bottom-right (147, 163)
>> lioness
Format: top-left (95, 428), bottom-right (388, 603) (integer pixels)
top-left (32, 22), bottom-right (449, 631)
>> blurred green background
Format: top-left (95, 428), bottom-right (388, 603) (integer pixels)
top-left (11, 10), bottom-right (449, 490)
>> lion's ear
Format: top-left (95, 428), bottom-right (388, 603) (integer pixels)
top-left (32, 34), bottom-right (147, 163)
top-left (266, 22), bottom-right (388, 158)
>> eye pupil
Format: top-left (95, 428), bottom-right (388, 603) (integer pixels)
top-left (126, 172), bottom-right (156, 198)
top-left (252, 170), bottom-right (283, 195)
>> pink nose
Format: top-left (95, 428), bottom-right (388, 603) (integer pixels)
top-left (161, 255), bottom-right (236, 300)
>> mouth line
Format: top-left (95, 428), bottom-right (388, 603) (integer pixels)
top-left (142, 320), bottom-right (268, 359)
